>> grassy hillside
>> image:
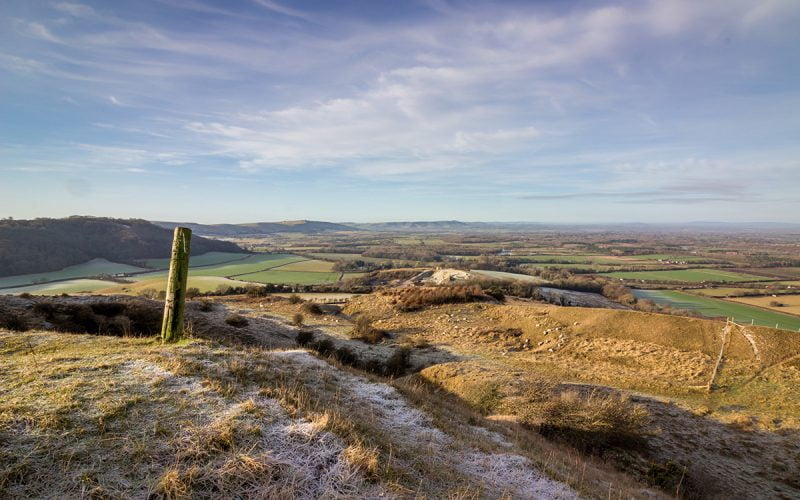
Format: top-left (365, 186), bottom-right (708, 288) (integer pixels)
top-left (0, 217), bottom-right (243, 278)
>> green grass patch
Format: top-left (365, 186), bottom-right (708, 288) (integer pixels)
top-left (631, 290), bottom-right (800, 331)
top-left (514, 254), bottom-right (621, 264)
top-left (604, 269), bottom-right (770, 283)
top-left (629, 254), bottom-right (726, 263)
top-left (234, 270), bottom-right (341, 285)
top-left (0, 279), bottom-right (117, 295)
top-left (137, 251), bottom-right (249, 270)
top-left (272, 259), bottom-right (336, 272)
top-left (0, 258), bottom-right (147, 289)
top-left (131, 254), bottom-right (305, 281)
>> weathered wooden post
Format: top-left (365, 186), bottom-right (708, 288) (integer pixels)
top-left (161, 227), bottom-right (191, 343)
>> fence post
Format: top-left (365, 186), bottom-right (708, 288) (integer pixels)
top-left (161, 227), bottom-right (192, 343)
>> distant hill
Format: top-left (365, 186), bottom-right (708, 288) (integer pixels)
top-left (0, 217), bottom-right (244, 278)
top-left (153, 220), bottom-right (358, 236)
top-left (348, 220), bottom-right (474, 231)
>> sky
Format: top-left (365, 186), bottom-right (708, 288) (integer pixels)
top-left (1, 0), bottom-right (799, 223)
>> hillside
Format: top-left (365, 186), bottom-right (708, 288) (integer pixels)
top-left (0, 217), bottom-right (244, 278)
top-left (153, 220), bottom-right (357, 236)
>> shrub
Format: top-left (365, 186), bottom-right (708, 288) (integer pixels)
top-left (334, 346), bottom-right (359, 365)
top-left (350, 315), bottom-right (388, 344)
top-left (287, 294), bottom-right (303, 304)
top-left (312, 338), bottom-right (335, 356)
top-left (484, 287), bottom-right (505, 301)
top-left (197, 300), bottom-right (213, 312)
top-left (301, 302), bottom-right (323, 315)
top-left (536, 390), bottom-right (650, 453)
top-left (0, 309), bottom-right (29, 331)
top-left (769, 300), bottom-right (785, 307)
top-left (224, 314), bottom-right (249, 328)
top-left (19, 292), bottom-right (33, 299)
top-left (384, 347), bottom-right (411, 377)
top-left (380, 285), bottom-right (487, 311)
top-left (292, 313), bottom-right (304, 327)
top-left (296, 329), bottom-right (314, 346)
top-left (186, 287), bottom-right (201, 299)
top-left (138, 288), bottom-right (159, 299)
top-left (397, 333), bottom-right (430, 349)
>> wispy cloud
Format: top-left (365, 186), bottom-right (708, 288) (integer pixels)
top-left (1, 0), bottom-right (798, 221)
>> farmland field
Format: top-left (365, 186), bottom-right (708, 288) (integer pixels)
top-left (130, 253), bottom-right (305, 281)
top-left (233, 270), bottom-right (342, 285)
top-left (689, 287), bottom-right (796, 298)
top-left (604, 268), bottom-right (770, 283)
top-left (272, 259), bottom-right (335, 272)
top-left (632, 290), bottom-right (800, 330)
top-left (307, 253), bottom-right (394, 263)
top-left (514, 254), bottom-right (613, 264)
top-left (629, 254), bottom-right (726, 263)
top-left (727, 294), bottom-right (800, 317)
top-left (471, 269), bottom-right (547, 283)
top-left (100, 276), bottom-right (248, 295)
top-left (137, 251), bottom-right (248, 270)
top-left (0, 259), bottom-right (147, 289)
top-left (0, 279), bottom-right (118, 295)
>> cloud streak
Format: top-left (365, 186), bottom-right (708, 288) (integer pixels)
top-left (0, 0), bottom-right (798, 221)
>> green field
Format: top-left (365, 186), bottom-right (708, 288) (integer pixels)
top-left (604, 268), bottom-right (769, 283)
top-left (630, 254), bottom-right (725, 263)
top-left (0, 259), bottom-right (147, 289)
top-left (1, 279), bottom-right (118, 295)
top-left (234, 270), bottom-right (342, 285)
top-left (137, 251), bottom-right (249, 270)
top-left (520, 263), bottom-right (615, 271)
top-left (100, 276), bottom-right (248, 295)
top-left (472, 269), bottom-right (547, 283)
top-left (515, 254), bottom-right (609, 264)
top-left (131, 254), bottom-right (305, 281)
top-left (632, 290), bottom-right (800, 331)
top-left (308, 253), bottom-right (394, 264)
top-left (273, 259), bottom-right (336, 272)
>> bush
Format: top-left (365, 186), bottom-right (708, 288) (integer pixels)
top-left (197, 300), bottom-right (213, 312)
top-left (334, 346), bottom-right (359, 365)
top-left (301, 302), bottom-right (323, 315)
top-left (769, 300), bottom-right (785, 307)
top-left (224, 314), bottom-right (249, 328)
top-left (19, 292), bottom-right (33, 299)
top-left (0, 309), bottom-right (29, 331)
top-left (350, 315), bottom-right (388, 344)
top-left (296, 329), bottom-right (314, 346)
top-left (384, 347), bottom-right (411, 377)
top-left (292, 313), bottom-right (304, 327)
top-left (381, 285), bottom-right (487, 311)
top-left (186, 287), bottom-right (201, 299)
top-left (288, 294), bottom-right (303, 304)
top-left (311, 338), bottom-right (335, 356)
top-left (484, 287), bottom-right (505, 301)
top-left (536, 390), bottom-right (650, 453)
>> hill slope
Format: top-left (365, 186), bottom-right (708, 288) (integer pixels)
top-left (153, 220), bottom-right (357, 236)
top-left (0, 217), bottom-right (244, 277)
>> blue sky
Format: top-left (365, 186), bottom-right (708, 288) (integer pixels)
top-left (1, 0), bottom-right (798, 223)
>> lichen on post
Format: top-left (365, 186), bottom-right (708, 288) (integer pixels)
top-left (161, 226), bottom-right (192, 343)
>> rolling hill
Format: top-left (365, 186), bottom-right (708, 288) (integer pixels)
top-left (0, 217), bottom-right (244, 278)
top-left (153, 220), bottom-right (358, 236)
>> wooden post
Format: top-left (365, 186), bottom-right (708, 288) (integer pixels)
top-left (161, 227), bottom-right (191, 343)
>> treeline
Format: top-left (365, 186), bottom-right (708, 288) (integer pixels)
top-left (0, 217), bottom-right (243, 277)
